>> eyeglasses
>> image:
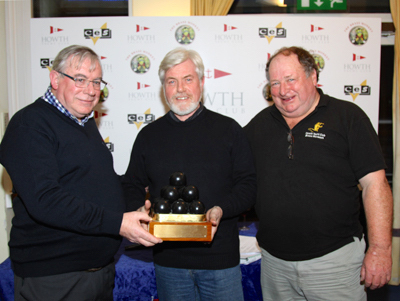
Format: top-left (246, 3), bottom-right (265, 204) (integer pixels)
top-left (287, 131), bottom-right (294, 160)
top-left (57, 71), bottom-right (107, 91)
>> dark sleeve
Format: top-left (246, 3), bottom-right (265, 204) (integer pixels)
top-left (348, 114), bottom-right (387, 180)
top-left (217, 121), bottom-right (257, 218)
top-left (120, 130), bottom-right (149, 211)
top-left (0, 120), bottom-right (123, 236)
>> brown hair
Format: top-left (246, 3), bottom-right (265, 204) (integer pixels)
top-left (266, 46), bottom-right (319, 82)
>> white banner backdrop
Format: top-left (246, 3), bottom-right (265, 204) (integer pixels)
top-left (30, 16), bottom-right (381, 174)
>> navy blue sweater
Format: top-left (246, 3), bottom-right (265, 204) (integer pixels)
top-left (0, 98), bottom-right (125, 277)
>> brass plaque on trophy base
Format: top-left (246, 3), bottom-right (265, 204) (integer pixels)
top-left (149, 214), bottom-right (212, 242)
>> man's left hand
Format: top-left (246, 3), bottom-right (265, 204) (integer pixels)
top-left (360, 245), bottom-right (392, 290)
top-left (206, 206), bottom-right (223, 240)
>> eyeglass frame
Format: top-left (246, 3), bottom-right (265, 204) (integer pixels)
top-left (287, 131), bottom-right (294, 160)
top-left (56, 71), bottom-right (107, 90)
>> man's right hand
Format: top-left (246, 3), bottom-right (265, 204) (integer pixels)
top-left (119, 211), bottom-right (162, 247)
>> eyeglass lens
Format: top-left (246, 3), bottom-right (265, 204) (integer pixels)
top-left (75, 79), bottom-right (105, 90)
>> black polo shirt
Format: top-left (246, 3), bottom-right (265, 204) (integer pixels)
top-left (245, 89), bottom-right (386, 261)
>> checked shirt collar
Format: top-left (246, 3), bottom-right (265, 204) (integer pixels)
top-left (42, 86), bottom-right (94, 127)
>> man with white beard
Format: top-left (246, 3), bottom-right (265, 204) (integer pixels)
top-left (122, 47), bottom-right (256, 301)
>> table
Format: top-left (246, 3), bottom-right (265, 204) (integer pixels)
top-left (0, 222), bottom-right (262, 301)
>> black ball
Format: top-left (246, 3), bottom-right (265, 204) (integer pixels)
top-left (181, 185), bottom-right (199, 202)
top-left (154, 199), bottom-right (171, 214)
top-left (188, 200), bottom-right (205, 214)
top-left (169, 172), bottom-right (187, 187)
top-left (171, 200), bottom-right (189, 214)
top-left (160, 185), bottom-right (169, 197)
top-left (162, 186), bottom-right (179, 203)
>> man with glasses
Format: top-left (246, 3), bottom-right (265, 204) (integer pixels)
top-left (0, 45), bottom-right (161, 300)
top-left (245, 46), bottom-right (393, 300)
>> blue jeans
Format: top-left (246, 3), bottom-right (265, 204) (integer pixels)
top-left (154, 263), bottom-right (244, 301)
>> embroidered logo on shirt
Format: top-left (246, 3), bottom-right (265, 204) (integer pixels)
top-left (308, 122), bottom-right (324, 132)
top-left (305, 122), bottom-right (326, 140)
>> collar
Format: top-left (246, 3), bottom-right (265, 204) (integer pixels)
top-left (42, 86), bottom-right (94, 126)
top-left (168, 102), bottom-right (204, 123)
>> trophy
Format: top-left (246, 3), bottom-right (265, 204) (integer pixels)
top-left (149, 172), bottom-right (212, 241)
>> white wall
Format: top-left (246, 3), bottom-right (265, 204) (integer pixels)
top-left (0, 1), bottom-right (14, 264)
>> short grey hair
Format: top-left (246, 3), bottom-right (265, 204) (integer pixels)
top-left (158, 47), bottom-right (204, 84)
top-left (52, 45), bottom-right (102, 76)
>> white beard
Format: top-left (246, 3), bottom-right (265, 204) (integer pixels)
top-left (168, 98), bottom-right (200, 116)
top-left (166, 90), bottom-right (203, 116)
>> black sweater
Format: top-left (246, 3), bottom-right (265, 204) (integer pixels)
top-left (122, 108), bottom-right (256, 270)
top-left (0, 98), bottom-right (125, 277)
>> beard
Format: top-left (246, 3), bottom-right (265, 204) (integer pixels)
top-left (167, 93), bottom-right (202, 116)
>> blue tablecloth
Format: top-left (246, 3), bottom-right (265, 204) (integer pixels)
top-left (0, 222), bottom-right (262, 301)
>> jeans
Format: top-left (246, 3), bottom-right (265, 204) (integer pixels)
top-left (154, 263), bottom-right (244, 301)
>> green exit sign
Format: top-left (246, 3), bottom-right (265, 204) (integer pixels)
top-left (297, 0), bottom-right (347, 10)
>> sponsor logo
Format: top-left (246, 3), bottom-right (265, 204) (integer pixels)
top-left (215, 24), bottom-right (242, 43)
top-left (263, 83), bottom-right (272, 101)
top-left (130, 54), bottom-right (151, 74)
top-left (313, 54), bottom-right (325, 73)
top-left (349, 26), bottom-right (368, 46)
top-left (40, 58), bottom-right (54, 71)
top-left (100, 56), bottom-right (112, 74)
top-left (127, 109), bottom-right (155, 130)
top-left (344, 54), bottom-right (370, 72)
top-left (128, 91), bottom-right (158, 101)
top-left (94, 111), bottom-right (108, 119)
top-left (175, 25), bottom-right (195, 45)
top-left (344, 80), bottom-right (371, 101)
top-left (305, 122), bottom-right (326, 139)
top-left (84, 23), bottom-right (112, 45)
top-left (50, 26), bottom-right (63, 34)
top-left (310, 50), bottom-right (329, 74)
top-left (259, 53), bottom-right (271, 72)
top-left (204, 92), bottom-right (246, 115)
top-left (95, 110), bottom-right (114, 130)
top-left (41, 27), bottom-right (69, 45)
top-left (137, 82), bottom-right (150, 89)
top-left (136, 25), bottom-right (150, 32)
top-left (100, 86), bottom-right (109, 103)
top-left (310, 25), bottom-right (324, 32)
top-left (259, 22), bottom-right (287, 44)
top-left (308, 122), bottom-right (324, 132)
top-left (104, 137), bottom-right (114, 152)
top-left (302, 23), bottom-right (329, 44)
top-left (127, 24), bottom-right (155, 44)
top-left (204, 69), bottom-right (231, 79)
top-left (224, 24), bottom-right (237, 31)
top-left (353, 54), bottom-right (366, 61)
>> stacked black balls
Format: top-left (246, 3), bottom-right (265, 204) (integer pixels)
top-left (153, 172), bottom-right (205, 215)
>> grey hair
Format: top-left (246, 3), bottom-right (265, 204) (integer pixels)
top-left (52, 45), bottom-right (102, 76)
top-left (158, 47), bottom-right (204, 84)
